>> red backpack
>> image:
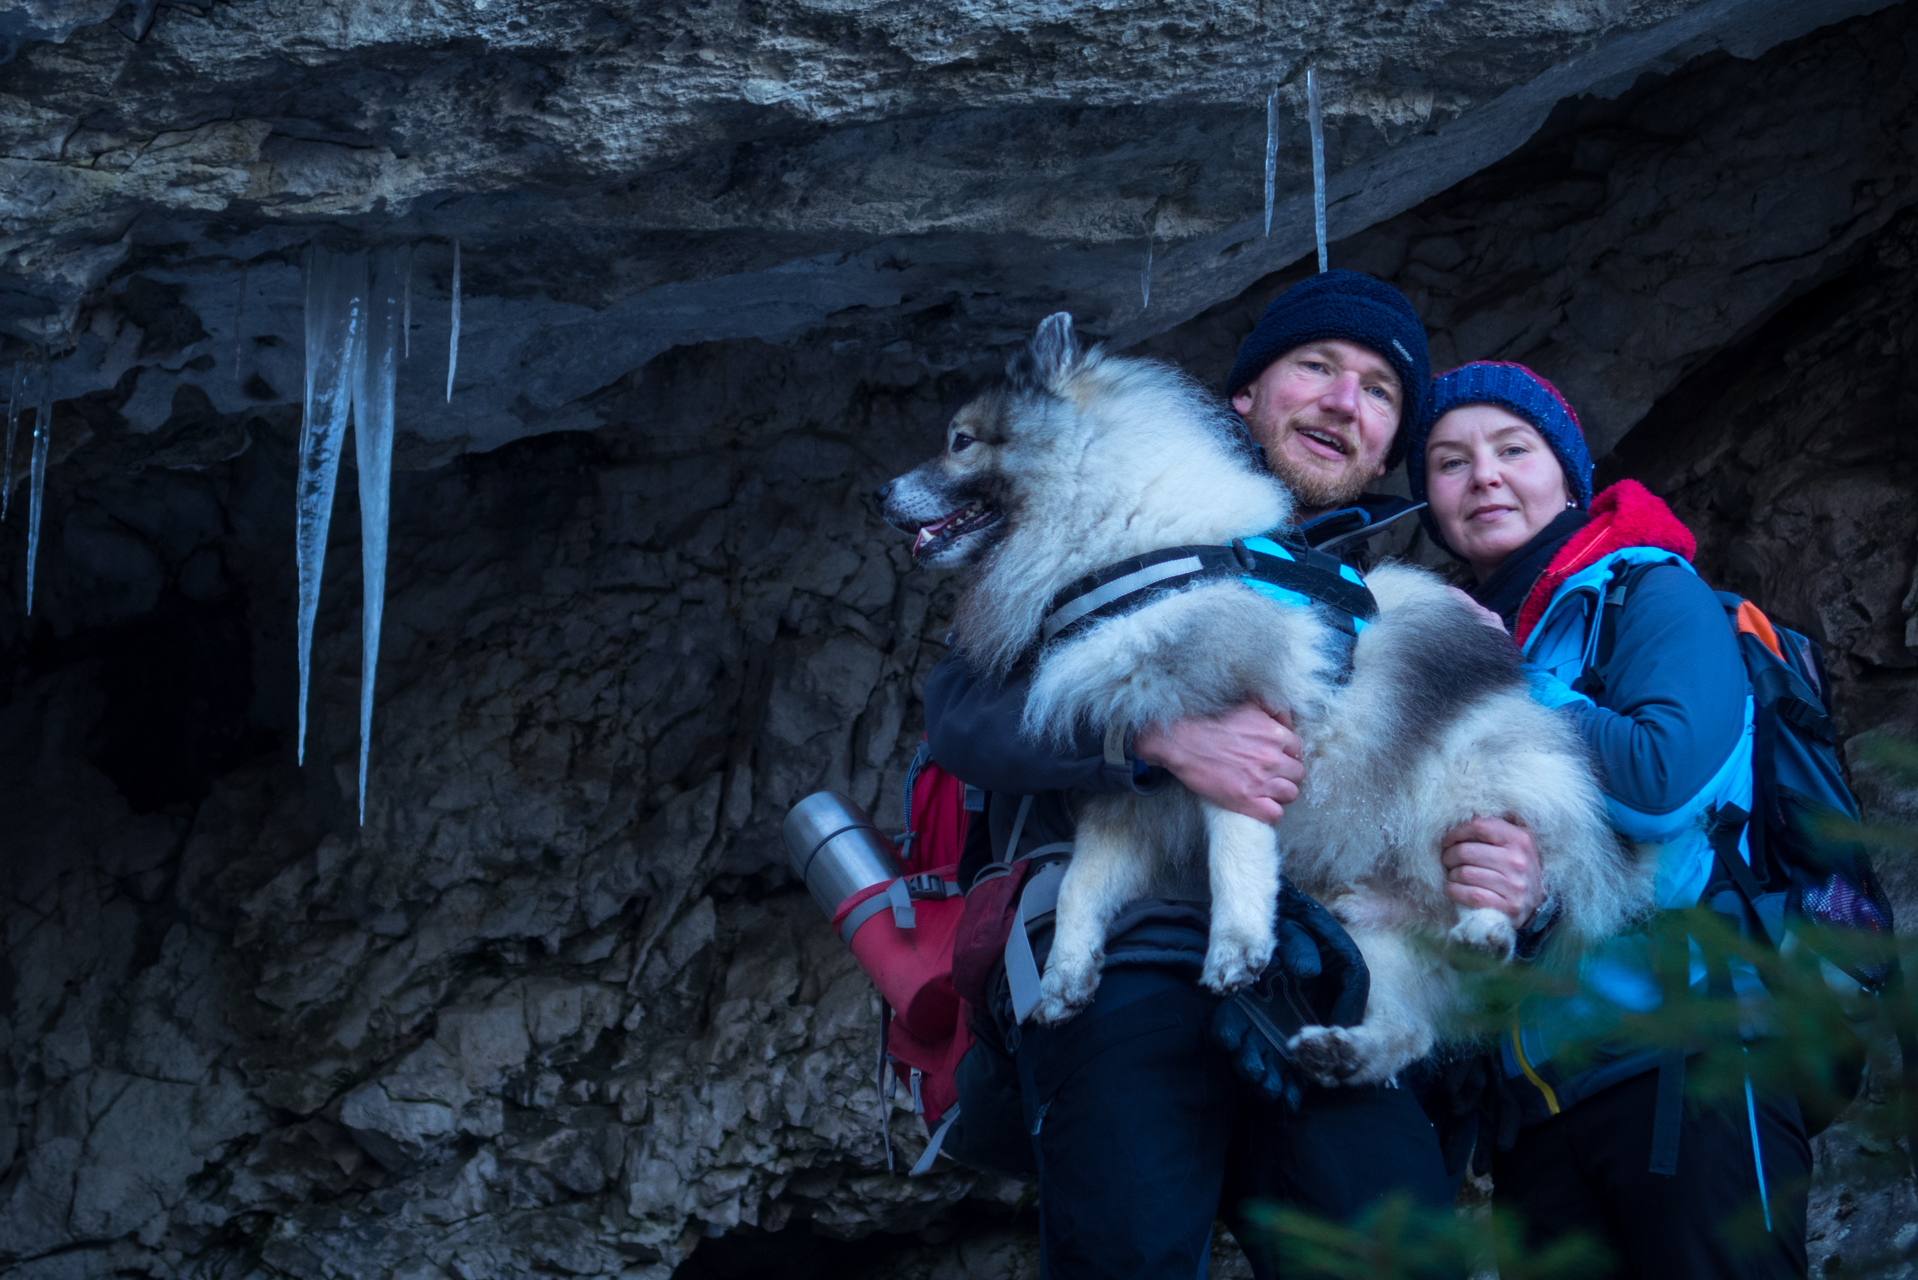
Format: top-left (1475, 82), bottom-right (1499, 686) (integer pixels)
top-left (826, 741), bottom-right (1049, 1173)
top-left (818, 744), bottom-right (969, 1168)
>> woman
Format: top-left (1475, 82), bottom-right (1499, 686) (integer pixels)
top-left (1407, 361), bottom-right (1810, 1279)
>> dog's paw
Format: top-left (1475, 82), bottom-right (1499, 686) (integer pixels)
top-left (1200, 927), bottom-right (1274, 995)
top-left (1448, 907), bottom-right (1517, 959)
top-left (1322, 891), bottom-right (1363, 926)
top-left (1032, 961), bottom-right (1101, 1025)
top-left (1285, 1025), bottom-right (1406, 1087)
top-left (1286, 1025), bottom-right (1361, 1086)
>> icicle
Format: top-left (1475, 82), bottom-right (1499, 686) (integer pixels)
top-left (234, 263), bottom-right (248, 383)
top-left (2, 361), bottom-right (19, 522)
top-left (26, 345), bottom-right (51, 615)
top-left (1307, 67), bottom-right (1329, 272)
top-left (295, 246), bottom-right (367, 765)
top-left (1140, 219), bottom-right (1154, 310)
top-left (353, 249), bottom-right (402, 826)
top-left (402, 248), bottom-right (413, 359)
top-left (445, 238), bottom-right (460, 402)
top-left (1264, 87), bottom-right (1279, 236)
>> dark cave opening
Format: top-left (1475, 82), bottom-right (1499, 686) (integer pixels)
top-left (671, 1223), bottom-right (903, 1280)
top-left (83, 588), bottom-right (272, 814)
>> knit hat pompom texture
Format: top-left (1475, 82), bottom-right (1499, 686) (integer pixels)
top-left (1406, 361), bottom-right (1594, 511)
top-left (1224, 270), bottom-right (1431, 469)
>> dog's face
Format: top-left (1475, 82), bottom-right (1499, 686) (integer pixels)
top-left (875, 388), bottom-right (1016, 567)
top-left (877, 313), bottom-right (1084, 569)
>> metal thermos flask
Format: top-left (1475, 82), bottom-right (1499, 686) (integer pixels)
top-left (783, 791), bottom-right (899, 919)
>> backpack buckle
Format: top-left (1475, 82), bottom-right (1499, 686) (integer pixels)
top-left (904, 873), bottom-right (953, 900)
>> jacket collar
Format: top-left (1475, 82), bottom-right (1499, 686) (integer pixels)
top-left (1299, 493), bottom-right (1419, 562)
top-left (1512, 480), bottom-right (1696, 645)
top-left (1473, 508), bottom-right (1590, 627)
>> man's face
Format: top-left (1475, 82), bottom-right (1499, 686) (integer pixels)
top-left (1230, 338), bottom-right (1403, 512)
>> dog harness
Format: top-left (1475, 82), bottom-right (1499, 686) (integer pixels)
top-left (1039, 534), bottom-right (1379, 644)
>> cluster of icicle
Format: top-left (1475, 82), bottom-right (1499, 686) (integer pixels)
top-left (2, 348), bottom-right (54, 614)
top-left (1261, 67), bottom-right (1332, 271)
top-left (297, 240), bottom-right (460, 825)
top-left (1141, 66), bottom-right (1332, 309)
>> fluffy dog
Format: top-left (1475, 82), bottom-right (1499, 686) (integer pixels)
top-left (879, 313), bottom-right (1644, 1085)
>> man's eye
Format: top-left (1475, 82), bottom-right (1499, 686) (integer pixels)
top-left (1367, 385), bottom-right (1393, 402)
top-left (950, 433), bottom-right (975, 453)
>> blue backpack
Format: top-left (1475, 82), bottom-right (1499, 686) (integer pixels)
top-left (1582, 565), bottom-right (1895, 986)
top-left (1568, 568), bottom-right (1903, 1172)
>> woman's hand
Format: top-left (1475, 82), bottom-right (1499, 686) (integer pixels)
top-left (1133, 703), bottom-right (1304, 823)
top-left (1441, 815), bottom-right (1545, 928)
top-left (1447, 586), bottom-right (1510, 634)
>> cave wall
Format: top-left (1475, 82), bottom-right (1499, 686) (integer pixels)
top-left (4, 4), bottom-right (1918, 1279)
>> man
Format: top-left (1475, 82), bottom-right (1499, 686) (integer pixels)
top-left (926, 271), bottom-right (1544, 1278)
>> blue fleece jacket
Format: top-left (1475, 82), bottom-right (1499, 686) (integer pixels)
top-left (1543, 563), bottom-right (1746, 816)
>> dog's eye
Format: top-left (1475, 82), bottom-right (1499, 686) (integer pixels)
top-left (949, 433), bottom-right (975, 453)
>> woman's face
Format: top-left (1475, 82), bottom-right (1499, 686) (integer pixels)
top-left (1425, 404), bottom-right (1573, 581)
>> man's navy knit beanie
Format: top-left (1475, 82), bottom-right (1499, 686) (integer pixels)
top-left (1406, 361), bottom-right (1594, 516)
top-left (1224, 269), bottom-right (1431, 469)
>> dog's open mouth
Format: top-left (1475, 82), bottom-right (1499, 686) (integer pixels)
top-left (910, 500), bottom-right (1001, 559)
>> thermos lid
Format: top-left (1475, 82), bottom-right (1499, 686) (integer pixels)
top-left (783, 790), bottom-right (898, 916)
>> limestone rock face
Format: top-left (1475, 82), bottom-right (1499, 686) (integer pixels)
top-left (4, 2), bottom-right (1918, 1277)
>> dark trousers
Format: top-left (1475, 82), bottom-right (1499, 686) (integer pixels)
top-left (1494, 1066), bottom-right (1810, 1280)
top-left (1012, 965), bottom-right (1457, 1280)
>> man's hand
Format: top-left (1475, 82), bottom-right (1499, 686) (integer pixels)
top-left (1132, 703), bottom-right (1304, 822)
top-left (1441, 816), bottom-right (1545, 929)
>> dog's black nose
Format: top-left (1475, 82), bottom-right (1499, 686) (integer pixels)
top-left (872, 479), bottom-right (894, 506)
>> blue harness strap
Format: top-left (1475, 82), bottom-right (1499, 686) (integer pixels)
top-left (1038, 534), bottom-right (1378, 645)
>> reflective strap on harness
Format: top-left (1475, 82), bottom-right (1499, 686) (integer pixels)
top-left (1006, 850), bottom-right (1074, 1024)
top-left (1041, 555), bottom-right (1206, 641)
top-left (1037, 540), bottom-right (1378, 646)
top-left (910, 1105), bottom-right (962, 1177)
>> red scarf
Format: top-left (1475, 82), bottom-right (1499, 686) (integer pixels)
top-left (1513, 479), bottom-right (1696, 646)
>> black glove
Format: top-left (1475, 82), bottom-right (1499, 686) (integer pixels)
top-left (1209, 880), bottom-right (1370, 1108)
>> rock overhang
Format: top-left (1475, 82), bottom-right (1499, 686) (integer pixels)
top-left (0, 0), bottom-right (1899, 466)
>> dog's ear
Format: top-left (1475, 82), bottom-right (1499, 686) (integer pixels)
top-left (1007, 312), bottom-right (1081, 391)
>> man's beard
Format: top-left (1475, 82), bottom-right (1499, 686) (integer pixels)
top-left (1265, 443), bottom-right (1377, 512)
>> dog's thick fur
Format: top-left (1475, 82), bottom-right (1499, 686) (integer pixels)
top-left (880, 314), bottom-right (1646, 1085)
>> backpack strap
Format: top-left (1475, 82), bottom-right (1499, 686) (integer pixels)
top-left (1005, 847), bottom-right (1076, 1024)
top-left (1649, 1050), bottom-right (1686, 1176)
top-left (909, 1104), bottom-right (963, 1176)
top-left (1706, 804), bottom-right (1785, 947)
top-left (1572, 560), bottom-right (1660, 698)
